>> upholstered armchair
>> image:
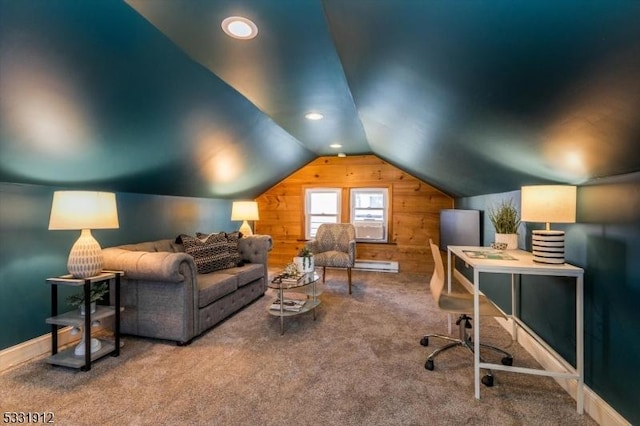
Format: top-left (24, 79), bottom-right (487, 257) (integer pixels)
top-left (306, 223), bottom-right (357, 294)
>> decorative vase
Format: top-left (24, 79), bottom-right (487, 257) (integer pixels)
top-left (495, 233), bottom-right (518, 250)
top-left (293, 256), bottom-right (314, 273)
top-left (79, 302), bottom-right (97, 316)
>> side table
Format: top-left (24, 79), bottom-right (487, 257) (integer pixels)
top-left (45, 271), bottom-right (123, 371)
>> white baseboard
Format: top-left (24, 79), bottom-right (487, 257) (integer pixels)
top-left (0, 326), bottom-right (105, 374)
top-left (354, 259), bottom-right (399, 273)
top-left (455, 270), bottom-right (630, 426)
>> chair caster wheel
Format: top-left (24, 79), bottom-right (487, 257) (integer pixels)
top-left (425, 359), bottom-right (434, 371)
top-left (420, 337), bottom-right (429, 346)
top-left (501, 356), bottom-right (513, 366)
top-left (481, 374), bottom-right (494, 387)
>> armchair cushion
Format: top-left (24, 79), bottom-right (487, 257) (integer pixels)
top-left (313, 251), bottom-right (353, 268)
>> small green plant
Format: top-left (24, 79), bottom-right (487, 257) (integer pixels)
top-left (488, 200), bottom-right (521, 234)
top-left (67, 282), bottom-right (109, 307)
top-left (297, 247), bottom-right (314, 270)
top-left (297, 247), bottom-right (313, 258)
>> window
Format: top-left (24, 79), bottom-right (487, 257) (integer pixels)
top-left (351, 188), bottom-right (389, 242)
top-left (305, 188), bottom-right (341, 239)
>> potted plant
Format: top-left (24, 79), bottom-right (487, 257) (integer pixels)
top-left (293, 247), bottom-right (314, 273)
top-left (488, 200), bottom-right (521, 249)
top-left (67, 282), bottom-right (109, 315)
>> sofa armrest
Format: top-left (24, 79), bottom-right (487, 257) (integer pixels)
top-left (102, 247), bottom-right (199, 343)
top-left (238, 234), bottom-right (272, 280)
top-left (238, 234), bottom-right (272, 264)
top-left (102, 248), bottom-right (196, 282)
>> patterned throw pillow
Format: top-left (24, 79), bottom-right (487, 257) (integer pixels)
top-left (182, 233), bottom-right (234, 274)
top-left (226, 231), bottom-right (244, 267)
top-left (196, 231), bottom-right (245, 267)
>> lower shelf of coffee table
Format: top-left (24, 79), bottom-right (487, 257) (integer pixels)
top-left (267, 300), bottom-right (320, 317)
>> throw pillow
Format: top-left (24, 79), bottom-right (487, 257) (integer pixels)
top-left (196, 231), bottom-right (245, 267)
top-left (226, 231), bottom-right (244, 267)
top-left (182, 233), bottom-right (234, 274)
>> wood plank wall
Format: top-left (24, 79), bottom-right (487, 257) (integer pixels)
top-left (255, 155), bottom-right (453, 274)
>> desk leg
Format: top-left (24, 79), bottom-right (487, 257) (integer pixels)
top-left (511, 274), bottom-right (517, 341)
top-left (447, 249), bottom-right (453, 335)
top-left (577, 275), bottom-right (584, 414)
top-left (474, 268), bottom-right (481, 400)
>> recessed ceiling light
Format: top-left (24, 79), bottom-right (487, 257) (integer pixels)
top-left (221, 16), bottom-right (258, 40)
top-left (305, 112), bottom-right (324, 120)
top-left (330, 144), bottom-right (342, 149)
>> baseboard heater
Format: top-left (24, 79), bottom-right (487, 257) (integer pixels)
top-left (354, 259), bottom-right (399, 273)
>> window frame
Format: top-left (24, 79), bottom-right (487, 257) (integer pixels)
top-left (304, 188), bottom-right (342, 239)
top-left (350, 187), bottom-right (389, 243)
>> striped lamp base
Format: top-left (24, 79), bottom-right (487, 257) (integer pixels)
top-left (532, 230), bottom-right (565, 264)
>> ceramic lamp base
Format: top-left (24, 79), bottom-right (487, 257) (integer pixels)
top-left (532, 230), bottom-right (565, 264)
top-left (238, 220), bottom-right (253, 236)
top-left (67, 229), bottom-right (103, 278)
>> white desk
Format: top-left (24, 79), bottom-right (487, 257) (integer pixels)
top-left (447, 246), bottom-right (584, 414)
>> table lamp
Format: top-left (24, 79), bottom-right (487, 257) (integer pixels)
top-left (48, 191), bottom-right (119, 278)
top-left (231, 201), bottom-right (259, 236)
top-left (521, 185), bottom-right (576, 264)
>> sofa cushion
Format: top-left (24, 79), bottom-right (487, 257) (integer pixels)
top-left (197, 273), bottom-right (238, 308)
top-left (223, 263), bottom-right (263, 287)
top-left (182, 233), bottom-right (234, 273)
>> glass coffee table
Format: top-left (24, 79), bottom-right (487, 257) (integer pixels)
top-left (267, 271), bottom-right (321, 335)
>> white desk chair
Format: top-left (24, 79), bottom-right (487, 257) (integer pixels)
top-left (421, 239), bottom-right (513, 386)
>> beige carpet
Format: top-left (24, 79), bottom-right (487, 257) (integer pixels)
top-left (1, 270), bottom-right (595, 425)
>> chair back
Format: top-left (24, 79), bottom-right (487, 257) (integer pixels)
top-left (315, 223), bottom-right (356, 252)
top-left (429, 239), bottom-right (446, 303)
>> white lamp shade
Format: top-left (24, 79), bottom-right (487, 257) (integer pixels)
top-left (231, 201), bottom-right (260, 221)
top-left (521, 185), bottom-right (576, 264)
top-left (49, 191), bottom-right (119, 230)
top-left (521, 185), bottom-right (576, 224)
top-left (48, 191), bottom-right (119, 278)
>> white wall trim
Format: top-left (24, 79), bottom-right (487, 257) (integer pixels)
top-left (0, 326), bottom-right (103, 374)
top-left (354, 259), bottom-right (399, 273)
top-left (455, 269), bottom-right (630, 426)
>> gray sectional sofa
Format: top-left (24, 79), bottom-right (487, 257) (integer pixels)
top-left (102, 234), bottom-right (272, 345)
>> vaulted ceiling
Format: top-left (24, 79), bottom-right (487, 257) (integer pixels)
top-left (1, 0), bottom-right (639, 198)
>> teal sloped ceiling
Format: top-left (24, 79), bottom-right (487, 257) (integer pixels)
top-left (323, 0), bottom-right (640, 196)
top-left (1, 0), bottom-right (640, 198)
top-left (0, 0), bottom-right (315, 198)
top-left (125, 0), bottom-right (371, 157)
